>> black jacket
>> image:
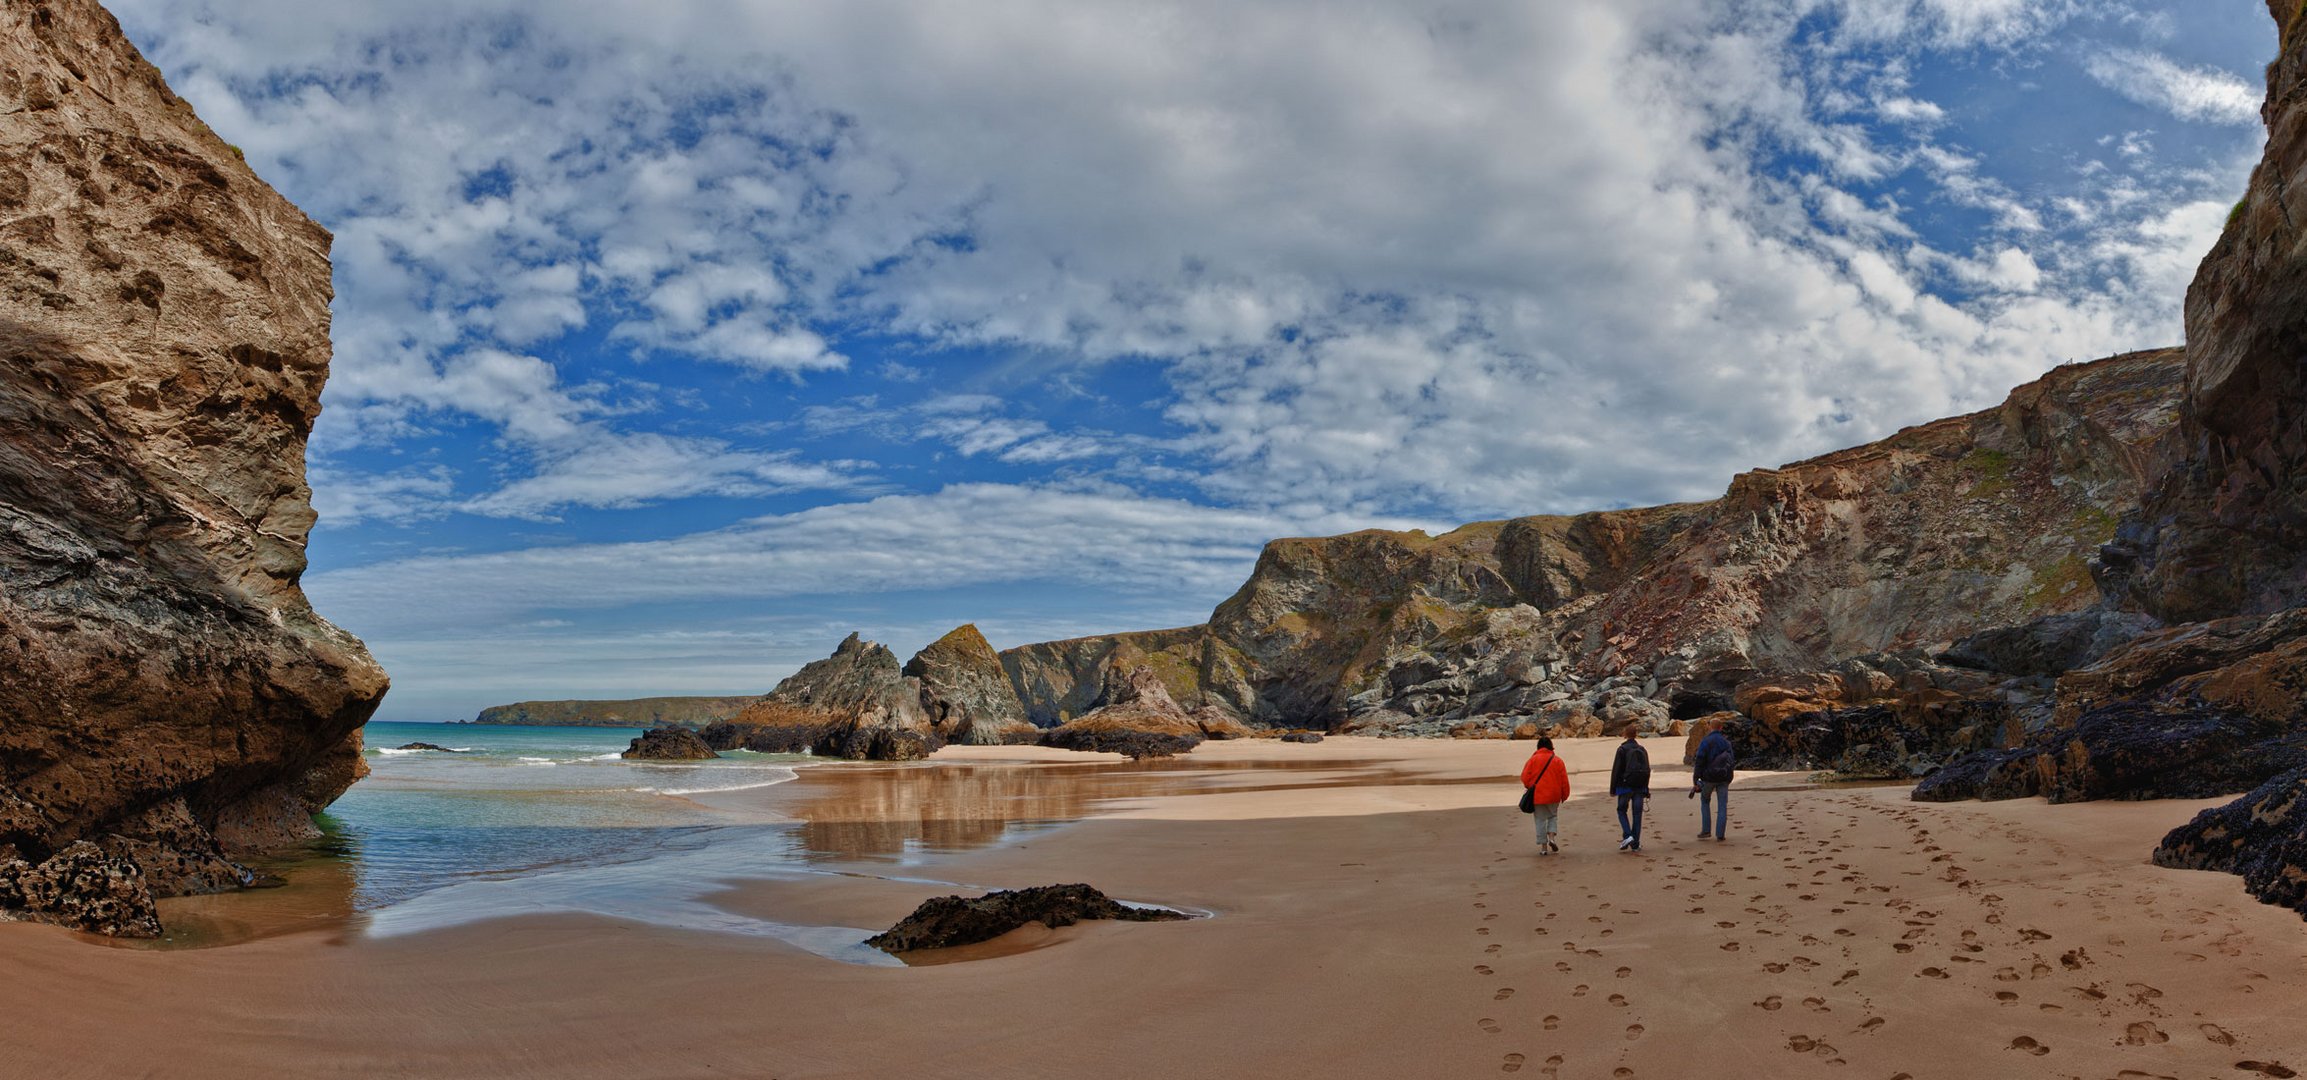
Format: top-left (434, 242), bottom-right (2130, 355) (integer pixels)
top-left (1609, 739), bottom-right (1651, 796)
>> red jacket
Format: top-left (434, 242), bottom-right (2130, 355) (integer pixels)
top-left (1519, 748), bottom-right (1570, 806)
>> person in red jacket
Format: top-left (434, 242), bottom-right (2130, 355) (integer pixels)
top-left (1520, 736), bottom-right (1572, 854)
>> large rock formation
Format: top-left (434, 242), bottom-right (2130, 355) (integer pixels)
top-left (471, 696), bottom-right (758, 729)
top-left (0, 0), bottom-right (387, 932)
top-left (703, 633), bottom-right (938, 760)
top-left (1038, 667), bottom-right (1245, 759)
top-left (998, 348), bottom-right (2185, 734)
top-left (905, 624), bottom-right (1037, 745)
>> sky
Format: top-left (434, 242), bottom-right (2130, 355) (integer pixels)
top-left (110, 0), bottom-right (2277, 720)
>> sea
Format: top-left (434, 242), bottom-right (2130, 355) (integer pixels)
top-left (231, 721), bottom-right (902, 962)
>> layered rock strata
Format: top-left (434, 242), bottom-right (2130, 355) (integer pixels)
top-left (704, 633), bottom-right (940, 760)
top-left (0, 0), bottom-right (387, 933)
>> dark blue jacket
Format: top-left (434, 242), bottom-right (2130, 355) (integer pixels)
top-left (1609, 739), bottom-right (1651, 797)
top-left (1695, 731), bottom-right (1735, 784)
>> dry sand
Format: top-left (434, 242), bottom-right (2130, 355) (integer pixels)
top-left (2, 736), bottom-right (2303, 1079)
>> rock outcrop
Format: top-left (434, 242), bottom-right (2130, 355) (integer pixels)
top-left (905, 625), bottom-right (1037, 745)
top-left (1037, 667), bottom-right (1241, 759)
top-left (703, 633), bottom-right (939, 760)
top-left (2154, 766), bottom-right (2307, 918)
top-left (620, 727), bottom-right (720, 761)
top-left (471, 696), bottom-right (757, 729)
top-left (864, 883), bottom-right (1192, 954)
top-left (997, 349), bottom-right (2184, 734)
top-left (0, 0), bottom-right (387, 933)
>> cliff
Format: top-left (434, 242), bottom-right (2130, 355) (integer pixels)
top-left (471, 697), bottom-right (758, 728)
top-left (1000, 349), bottom-right (2185, 732)
top-left (0, 0), bottom-right (387, 933)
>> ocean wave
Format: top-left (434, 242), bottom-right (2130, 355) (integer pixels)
top-left (638, 768), bottom-right (799, 796)
top-left (589, 752), bottom-right (625, 761)
top-left (517, 757), bottom-right (559, 767)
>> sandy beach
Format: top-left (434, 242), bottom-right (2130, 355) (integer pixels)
top-left (3, 736), bottom-right (2303, 1079)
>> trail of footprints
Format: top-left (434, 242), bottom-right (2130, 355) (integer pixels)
top-left (1465, 791), bottom-right (2291, 1076)
top-left (1469, 846), bottom-right (1650, 1075)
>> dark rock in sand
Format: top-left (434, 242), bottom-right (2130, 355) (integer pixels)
top-left (621, 727), bottom-right (720, 761)
top-left (2154, 766), bottom-right (2307, 919)
top-left (1279, 732), bottom-right (1324, 744)
top-left (0, 841), bottom-right (162, 938)
top-left (395, 742), bottom-right (459, 753)
top-left (865, 883), bottom-right (1191, 953)
top-left (1040, 728), bottom-right (1203, 760)
top-left (1722, 693), bottom-right (2011, 779)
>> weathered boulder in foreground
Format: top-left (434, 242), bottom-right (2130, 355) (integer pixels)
top-left (2155, 766), bottom-right (2307, 920)
top-left (905, 625), bottom-right (1038, 745)
top-left (865, 883), bottom-right (1191, 953)
top-left (704, 634), bottom-right (939, 760)
top-left (620, 727), bottom-right (719, 761)
top-left (0, 841), bottom-right (162, 938)
top-left (0, 0), bottom-right (387, 932)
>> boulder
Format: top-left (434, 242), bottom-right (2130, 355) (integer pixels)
top-left (621, 727), bottom-right (719, 761)
top-left (395, 742), bottom-right (459, 753)
top-left (1278, 731), bottom-right (1325, 744)
top-left (865, 883), bottom-right (1192, 953)
top-left (905, 625), bottom-right (1037, 745)
top-left (2154, 766), bottom-right (2307, 919)
top-left (0, 0), bottom-right (388, 933)
top-left (1039, 729), bottom-right (1202, 760)
top-left (0, 841), bottom-right (162, 938)
top-left (1040, 667), bottom-right (1237, 755)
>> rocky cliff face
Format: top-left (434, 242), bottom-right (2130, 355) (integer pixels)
top-left (1000, 349), bottom-right (2184, 734)
top-left (904, 624), bottom-right (1036, 745)
top-left (0, 0), bottom-right (387, 932)
top-left (706, 633), bottom-right (938, 760)
top-left (2109, 1), bottom-right (2307, 623)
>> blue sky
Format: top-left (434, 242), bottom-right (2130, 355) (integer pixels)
top-left (113, 0), bottom-right (2274, 720)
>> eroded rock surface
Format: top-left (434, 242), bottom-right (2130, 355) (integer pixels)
top-left (704, 633), bottom-right (938, 760)
top-left (864, 883), bottom-right (1191, 953)
top-left (0, 0), bottom-right (387, 932)
top-left (905, 625), bottom-right (1037, 745)
top-left (2155, 766), bottom-right (2307, 919)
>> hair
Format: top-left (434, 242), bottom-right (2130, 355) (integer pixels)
top-left (1535, 736), bottom-right (1554, 750)
top-left (1623, 723), bottom-right (1640, 739)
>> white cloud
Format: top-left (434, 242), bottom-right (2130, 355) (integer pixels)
top-left (2086, 48), bottom-right (2264, 126)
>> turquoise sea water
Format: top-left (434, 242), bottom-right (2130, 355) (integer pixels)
top-left (332, 722), bottom-right (810, 913)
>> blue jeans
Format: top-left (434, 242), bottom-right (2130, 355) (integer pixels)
top-left (1615, 793), bottom-right (1645, 846)
top-left (1696, 781), bottom-right (1728, 838)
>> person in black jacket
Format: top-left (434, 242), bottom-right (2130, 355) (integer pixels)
top-left (1690, 719), bottom-right (1735, 840)
top-left (1608, 723), bottom-right (1651, 852)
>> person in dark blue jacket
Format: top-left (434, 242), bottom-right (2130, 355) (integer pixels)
top-left (1690, 720), bottom-right (1736, 840)
top-left (1608, 723), bottom-right (1651, 852)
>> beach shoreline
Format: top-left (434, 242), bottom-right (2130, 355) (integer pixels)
top-left (4, 736), bottom-right (2303, 1078)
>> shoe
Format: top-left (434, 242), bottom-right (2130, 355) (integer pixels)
top-left (1618, 835), bottom-right (1634, 850)
top-left (1628, 843), bottom-right (1641, 852)
top-left (1697, 832), bottom-right (1710, 839)
top-left (1547, 840), bottom-right (1559, 854)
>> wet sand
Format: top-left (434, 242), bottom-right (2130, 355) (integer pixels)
top-left (3, 736), bottom-right (2304, 1078)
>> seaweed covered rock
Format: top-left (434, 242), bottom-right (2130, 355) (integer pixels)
top-left (0, 841), bottom-right (162, 938)
top-left (1041, 728), bottom-right (1202, 760)
top-left (2154, 766), bottom-right (2307, 919)
top-left (864, 883), bottom-right (1191, 953)
top-left (620, 727), bottom-right (719, 761)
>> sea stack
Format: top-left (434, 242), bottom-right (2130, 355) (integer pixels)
top-left (0, 0), bottom-right (388, 933)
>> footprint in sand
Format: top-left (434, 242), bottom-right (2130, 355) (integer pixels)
top-left (1721, 942), bottom-right (1741, 952)
top-left (1478, 1017), bottom-right (1503, 1033)
top-left (1801, 997), bottom-right (1828, 1012)
top-left (1892, 943), bottom-right (1915, 954)
top-left (1755, 995), bottom-right (1784, 1011)
top-left (1918, 968), bottom-right (1949, 979)
top-left (2201, 1023), bottom-right (2237, 1046)
top-left (1607, 993), bottom-right (1628, 1007)
top-left (1476, 928), bottom-right (1491, 937)
top-left (1501, 1052), bottom-right (1525, 1073)
top-left (1485, 944), bottom-right (1502, 955)
top-left (1474, 965), bottom-right (1494, 975)
top-left (1556, 961), bottom-right (1574, 973)
top-left (1571, 985), bottom-right (1590, 997)
top-left (1786, 1036), bottom-right (1836, 1056)
top-left (2059, 949), bottom-right (2090, 970)
top-left (1995, 992), bottom-right (2019, 1003)
top-left (1763, 962), bottom-right (1788, 973)
top-left (1615, 967), bottom-right (1632, 979)
top-left (1494, 988), bottom-right (1517, 1001)
top-left (1542, 1015), bottom-right (1560, 1030)
top-left (1625, 1024), bottom-right (1645, 1041)
top-left (2008, 1036), bottom-right (2049, 1056)
top-left (1857, 1017), bottom-right (1884, 1033)
top-left (2123, 1022), bottom-right (2168, 1046)
top-left (2237, 1064), bottom-right (2301, 1079)
top-left (1832, 969), bottom-right (1858, 987)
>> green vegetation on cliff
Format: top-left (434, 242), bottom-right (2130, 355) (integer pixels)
top-left (471, 696), bottom-right (759, 728)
